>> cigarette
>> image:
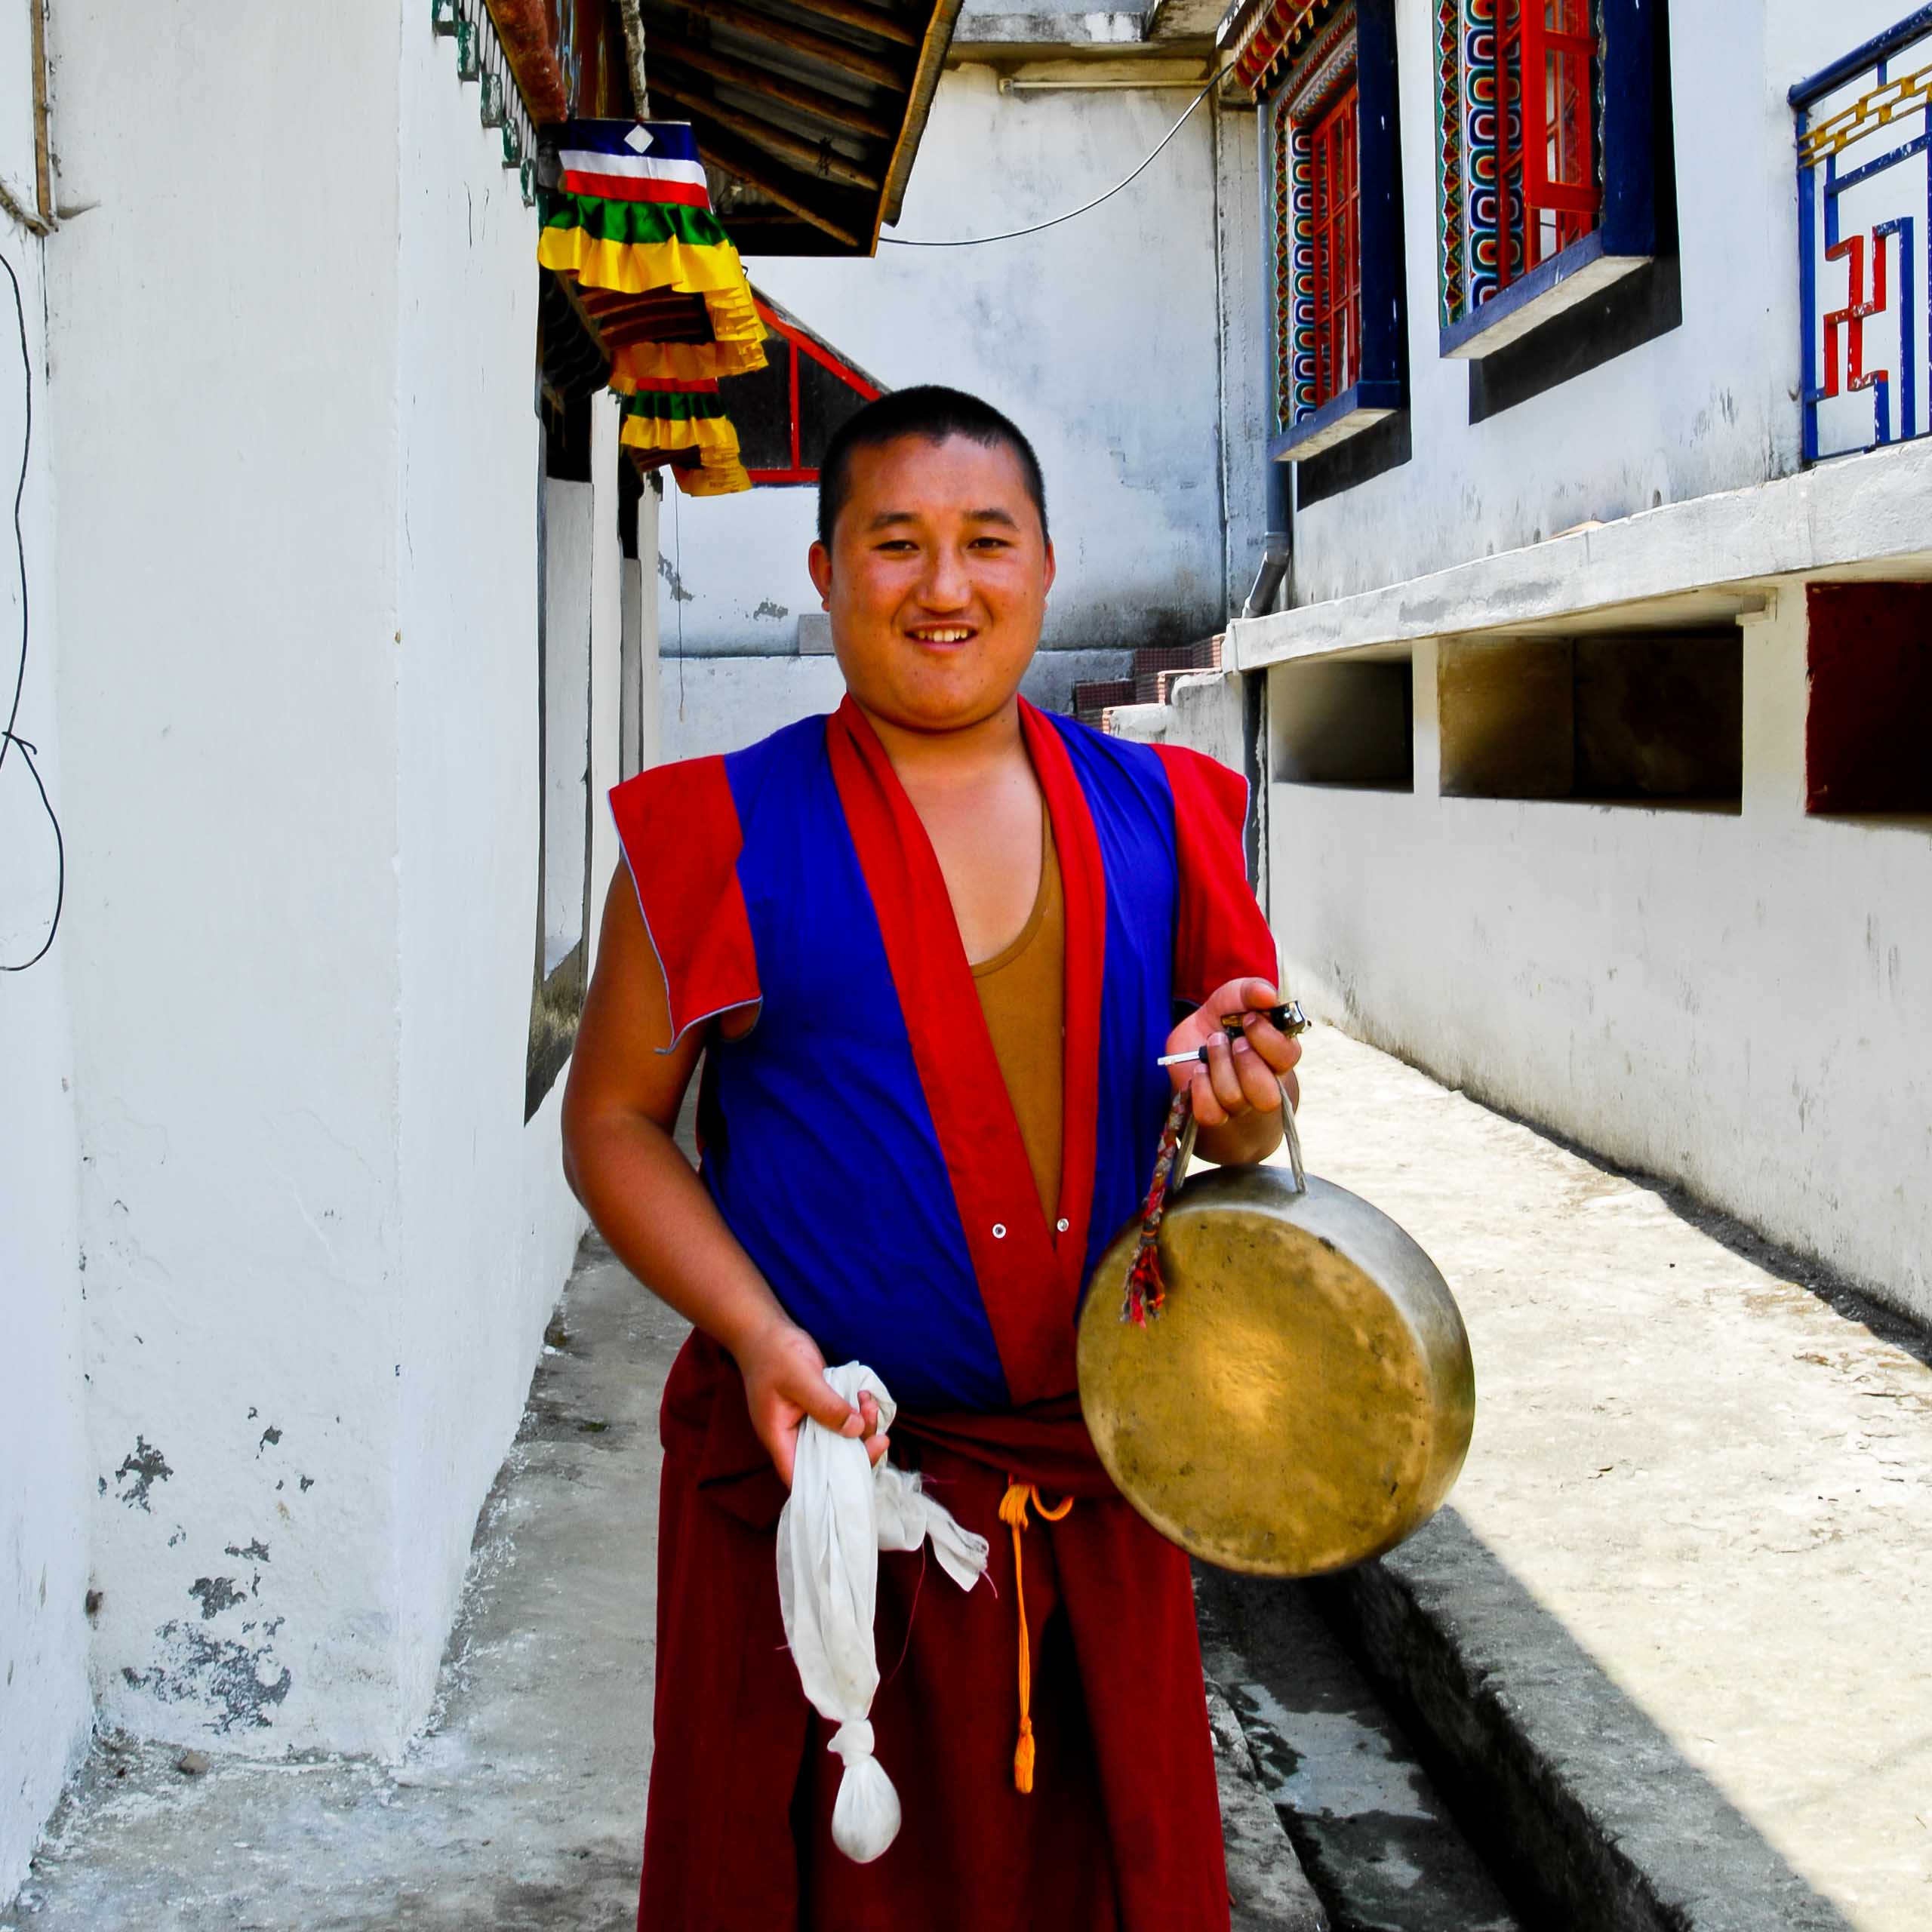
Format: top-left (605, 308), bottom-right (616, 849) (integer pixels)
top-left (1156, 1001), bottom-right (1309, 1069)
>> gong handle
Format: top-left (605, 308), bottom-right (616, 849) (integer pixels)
top-left (1279, 1077), bottom-right (1306, 1195)
top-left (1171, 1075), bottom-right (1304, 1195)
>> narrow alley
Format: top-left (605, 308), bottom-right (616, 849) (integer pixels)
top-left (11, 1028), bottom-right (1927, 1930)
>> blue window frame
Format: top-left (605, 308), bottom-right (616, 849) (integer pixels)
top-left (1792, 8), bottom-right (1932, 462)
top-left (1255, 0), bottom-right (1408, 463)
top-left (1435, 0), bottom-right (1663, 360)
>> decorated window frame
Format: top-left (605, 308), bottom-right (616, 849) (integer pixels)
top-left (1792, 10), bottom-right (1932, 463)
top-left (1258, 0), bottom-right (1407, 462)
top-left (1435, 0), bottom-right (1661, 360)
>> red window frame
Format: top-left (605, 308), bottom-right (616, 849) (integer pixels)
top-left (744, 302), bottom-right (882, 485)
top-left (1495, 0), bottom-right (1599, 289)
top-left (1308, 85), bottom-right (1362, 408)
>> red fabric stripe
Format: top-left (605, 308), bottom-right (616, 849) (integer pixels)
top-left (559, 168), bottom-right (713, 208)
top-left (826, 701), bottom-right (1075, 1405)
top-left (1153, 743), bottom-right (1279, 1004)
top-left (608, 758), bottom-right (759, 1046)
top-left (1020, 703), bottom-right (1105, 1311)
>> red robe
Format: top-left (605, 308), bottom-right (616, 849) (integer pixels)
top-left (614, 703), bottom-right (1277, 1928)
top-left (639, 1335), bottom-right (1231, 1930)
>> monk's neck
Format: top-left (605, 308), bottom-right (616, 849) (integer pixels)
top-left (855, 695), bottom-right (1032, 804)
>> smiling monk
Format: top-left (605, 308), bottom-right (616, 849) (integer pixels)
top-left (561, 387), bottom-right (1303, 1930)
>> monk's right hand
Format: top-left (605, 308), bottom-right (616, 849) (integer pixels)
top-left (736, 1315), bottom-right (890, 1488)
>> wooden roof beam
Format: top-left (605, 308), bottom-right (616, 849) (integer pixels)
top-left (786, 0), bottom-right (922, 50)
top-left (689, 125), bottom-right (866, 245)
top-left (651, 34), bottom-right (900, 140)
top-left (657, 0), bottom-right (906, 91)
top-left (651, 75), bottom-right (883, 192)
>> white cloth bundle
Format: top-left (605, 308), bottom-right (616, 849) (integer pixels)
top-left (775, 1361), bottom-right (990, 1863)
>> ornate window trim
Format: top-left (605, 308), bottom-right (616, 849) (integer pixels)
top-left (1792, 10), bottom-right (1932, 463)
top-left (1258, 0), bottom-right (1407, 464)
top-left (1435, 0), bottom-right (1661, 361)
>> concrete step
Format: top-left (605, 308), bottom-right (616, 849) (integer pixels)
top-left (1210, 1674), bottom-right (1333, 1930)
top-left (1254, 1027), bottom-right (1932, 1932)
top-left (1200, 1572), bottom-right (1522, 1932)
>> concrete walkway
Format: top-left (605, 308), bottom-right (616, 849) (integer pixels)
top-left (6, 1240), bottom-right (1321, 1930)
top-left (11, 1023), bottom-right (1928, 1928)
top-left (8, 1247), bottom-right (679, 1932)
top-left (1281, 1026), bottom-right (1932, 1932)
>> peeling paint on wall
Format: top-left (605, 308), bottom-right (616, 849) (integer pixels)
top-left (122, 1622), bottom-right (292, 1734)
top-left (112, 1438), bottom-right (172, 1512)
top-left (187, 1576), bottom-right (246, 1620)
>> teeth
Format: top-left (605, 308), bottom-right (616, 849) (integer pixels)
top-left (915, 629), bottom-right (971, 641)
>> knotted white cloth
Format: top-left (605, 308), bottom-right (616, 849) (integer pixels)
top-left (775, 1361), bottom-right (991, 1863)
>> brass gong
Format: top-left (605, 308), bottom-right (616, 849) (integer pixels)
top-left (1077, 1124), bottom-right (1475, 1578)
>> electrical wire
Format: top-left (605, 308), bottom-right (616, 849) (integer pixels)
top-left (880, 72), bottom-right (1220, 248)
top-left (1, 246), bottom-right (63, 972)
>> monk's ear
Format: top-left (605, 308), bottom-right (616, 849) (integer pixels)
top-left (808, 540), bottom-right (833, 608)
top-left (1041, 539), bottom-right (1057, 598)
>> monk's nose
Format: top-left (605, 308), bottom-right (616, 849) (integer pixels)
top-left (918, 546), bottom-right (971, 610)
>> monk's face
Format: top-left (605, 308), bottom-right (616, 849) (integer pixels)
top-left (810, 432), bottom-right (1055, 735)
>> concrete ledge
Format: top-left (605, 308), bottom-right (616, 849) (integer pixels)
top-left (1100, 700), bottom-right (1171, 743)
top-left (1278, 1027), bottom-right (1932, 1932)
top-left (1206, 1680), bottom-right (1330, 1931)
top-left (952, 10), bottom-right (1149, 53)
top-left (1227, 436), bottom-right (1932, 668)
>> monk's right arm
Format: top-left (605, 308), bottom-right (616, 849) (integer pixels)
top-left (560, 863), bottom-right (882, 1483)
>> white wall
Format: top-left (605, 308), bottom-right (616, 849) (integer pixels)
top-left (1267, 591), bottom-right (1932, 1327)
top-left (663, 65), bottom-right (1233, 661)
top-left (0, 15), bottom-right (93, 1892)
top-left (543, 478), bottom-right (596, 970)
top-left (48, 0), bottom-right (411, 1754)
top-left (1284, 0), bottom-right (1917, 605)
top-left (1214, 100), bottom-right (1271, 608)
top-left (30, 1), bottom-right (620, 1765)
top-left (659, 653), bottom-right (849, 763)
top-left (392, 22), bottom-right (623, 1730)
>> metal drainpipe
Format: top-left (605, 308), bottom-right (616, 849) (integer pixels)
top-left (1243, 78), bottom-right (1290, 622)
top-left (1243, 458), bottom-right (1290, 619)
top-left (1241, 106), bottom-right (1287, 916)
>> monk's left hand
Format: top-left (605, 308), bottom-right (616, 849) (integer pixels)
top-left (1165, 977), bottom-right (1303, 1138)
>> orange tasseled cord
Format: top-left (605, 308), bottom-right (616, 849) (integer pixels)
top-left (997, 1479), bottom-right (1075, 1794)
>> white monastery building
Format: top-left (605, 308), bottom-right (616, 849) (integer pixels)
top-left (0, 0), bottom-right (957, 1897)
top-left (1205, 0), bottom-right (1932, 1329)
top-left (4, 0), bottom-right (1928, 1907)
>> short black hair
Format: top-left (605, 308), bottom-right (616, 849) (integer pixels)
top-left (816, 385), bottom-right (1049, 549)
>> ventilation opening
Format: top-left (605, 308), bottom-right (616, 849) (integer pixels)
top-left (1438, 631), bottom-right (1742, 810)
top-left (1269, 657), bottom-right (1414, 791)
top-left (1806, 583), bottom-right (1932, 817)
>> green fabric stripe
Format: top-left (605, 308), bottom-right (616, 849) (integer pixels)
top-left (537, 189), bottom-right (730, 251)
top-left (622, 391), bottom-right (728, 423)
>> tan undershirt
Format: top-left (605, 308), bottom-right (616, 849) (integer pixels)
top-left (971, 815), bottom-right (1066, 1224)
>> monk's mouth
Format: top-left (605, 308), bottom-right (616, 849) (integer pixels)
top-left (904, 626), bottom-right (980, 647)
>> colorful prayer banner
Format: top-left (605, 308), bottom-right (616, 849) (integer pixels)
top-left (538, 118), bottom-right (764, 491)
